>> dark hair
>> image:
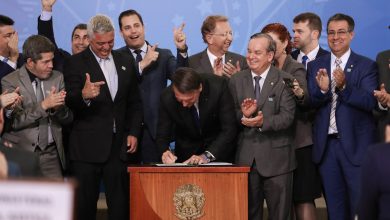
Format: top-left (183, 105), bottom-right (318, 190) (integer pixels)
top-left (23, 35), bottom-right (55, 62)
top-left (71, 23), bottom-right (87, 40)
top-left (293, 12), bottom-right (322, 38)
top-left (172, 67), bottom-right (202, 93)
top-left (118, 9), bottom-right (144, 30)
top-left (201, 15), bottom-right (228, 43)
top-left (327, 13), bottom-right (355, 32)
top-left (249, 33), bottom-right (277, 54)
top-left (261, 23), bottom-right (293, 54)
top-left (0, 15), bottom-right (14, 27)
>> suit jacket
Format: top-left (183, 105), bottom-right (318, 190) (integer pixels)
top-left (307, 51), bottom-right (378, 165)
top-left (177, 49), bottom-right (248, 74)
top-left (1, 65), bottom-right (72, 168)
top-left (117, 45), bottom-right (176, 139)
top-left (282, 55), bottom-right (313, 149)
top-left (156, 74), bottom-right (237, 162)
top-left (374, 50), bottom-right (390, 141)
top-left (64, 48), bottom-right (142, 163)
top-left (0, 143), bottom-right (42, 177)
top-left (0, 55), bottom-right (24, 81)
top-left (37, 16), bottom-right (71, 73)
top-left (357, 143), bottom-right (390, 220)
top-left (229, 66), bottom-right (296, 177)
top-left (291, 47), bottom-right (329, 61)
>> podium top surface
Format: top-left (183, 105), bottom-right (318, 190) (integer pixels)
top-left (127, 165), bottom-right (250, 173)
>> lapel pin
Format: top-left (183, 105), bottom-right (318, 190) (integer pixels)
top-left (347, 68), bottom-right (351, 72)
top-left (121, 66), bottom-right (126, 71)
top-left (270, 82), bottom-right (274, 86)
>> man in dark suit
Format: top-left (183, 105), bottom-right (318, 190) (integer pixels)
top-left (373, 49), bottom-right (390, 141)
top-left (357, 129), bottom-right (390, 220)
top-left (291, 12), bottom-right (329, 67)
top-left (0, 15), bottom-right (23, 81)
top-left (307, 13), bottom-right (378, 219)
top-left (291, 12), bottom-right (329, 219)
top-left (117, 9), bottom-right (177, 163)
top-left (175, 15), bottom-right (248, 78)
top-left (64, 15), bottom-right (142, 220)
top-left (229, 33), bottom-right (296, 220)
top-left (38, 0), bottom-right (89, 73)
top-left (157, 67), bottom-right (237, 164)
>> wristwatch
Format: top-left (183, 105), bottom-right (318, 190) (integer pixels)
top-left (202, 151), bottom-right (216, 162)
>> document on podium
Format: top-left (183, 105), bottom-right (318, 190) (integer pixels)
top-left (155, 162), bottom-right (233, 166)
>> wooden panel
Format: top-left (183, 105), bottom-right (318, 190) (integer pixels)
top-left (128, 166), bottom-right (250, 220)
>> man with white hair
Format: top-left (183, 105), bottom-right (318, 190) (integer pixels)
top-left (64, 14), bottom-right (142, 220)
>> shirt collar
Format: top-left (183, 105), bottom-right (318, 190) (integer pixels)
top-left (129, 42), bottom-right (147, 54)
top-left (251, 65), bottom-right (271, 80)
top-left (206, 48), bottom-right (225, 65)
top-left (89, 47), bottom-right (113, 63)
top-left (331, 48), bottom-right (351, 68)
top-left (299, 45), bottom-right (320, 62)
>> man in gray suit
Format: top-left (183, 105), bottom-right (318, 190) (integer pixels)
top-left (229, 33), bottom-right (296, 220)
top-left (1, 35), bottom-right (72, 178)
top-left (175, 15), bottom-right (248, 78)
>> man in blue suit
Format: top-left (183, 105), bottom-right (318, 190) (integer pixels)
top-left (307, 13), bottom-right (378, 220)
top-left (0, 15), bottom-right (23, 81)
top-left (117, 9), bottom-right (178, 163)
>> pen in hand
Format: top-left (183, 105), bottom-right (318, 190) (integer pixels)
top-left (162, 149), bottom-right (177, 164)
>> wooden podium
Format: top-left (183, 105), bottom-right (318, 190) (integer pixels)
top-left (128, 165), bottom-right (250, 220)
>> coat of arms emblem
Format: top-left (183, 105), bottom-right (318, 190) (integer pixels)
top-left (173, 184), bottom-right (205, 220)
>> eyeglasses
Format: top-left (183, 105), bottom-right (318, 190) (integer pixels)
top-left (210, 31), bottom-right (233, 37)
top-left (327, 30), bottom-right (350, 37)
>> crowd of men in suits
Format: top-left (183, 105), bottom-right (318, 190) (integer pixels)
top-left (0, 0), bottom-right (389, 219)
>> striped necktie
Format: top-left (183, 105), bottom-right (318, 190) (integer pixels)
top-left (329, 58), bottom-right (342, 132)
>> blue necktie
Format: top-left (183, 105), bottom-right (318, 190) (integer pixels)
top-left (2, 57), bottom-right (9, 63)
top-left (134, 49), bottom-right (143, 78)
top-left (301, 55), bottom-right (308, 67)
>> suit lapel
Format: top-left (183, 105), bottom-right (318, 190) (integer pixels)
top-left (112, 51), bottom-right (125, 102)
top-left (18, 66), bottom-right (36, 103)
top-left (258, 66), bottom-right (279, 110)
top-left (242, 70), bottom-right (256, 100)
top-left (344, 51), bottom-right (357, 81)
top-left (200, 50), bottom-right (213, 73)
top-left (198, 79), bottom-right (210, 130)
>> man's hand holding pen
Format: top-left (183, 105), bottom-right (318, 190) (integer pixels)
top-left (162, 150), bottom-right (178, 164)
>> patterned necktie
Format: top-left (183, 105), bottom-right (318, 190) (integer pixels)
top-left (215, 57), bottom-right (222, 67)
top-left (301, 55), bottom-right (309, 67)
top-left (329, 58), bottom-right (342, 132)
top-left (35, 79), bottom-right (48, 149)
top-left (254, 76), bottom-right (262, 103)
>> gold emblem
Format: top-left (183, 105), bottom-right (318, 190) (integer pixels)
top-left (173, 184), bottom-right (205, 220)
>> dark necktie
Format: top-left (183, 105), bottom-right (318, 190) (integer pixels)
top-left (190, 105), bottom-right (200, 130)
top-left (134, 49), bottom-right (142, 63)
top-left (254, 76), bottom-right (261, 103)
top-left (35, 79), bottom-right (48, 149)
top-left (2, 57), bottom-right (9, 63)
top-left (302, 55), bottom-right (308, 67)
